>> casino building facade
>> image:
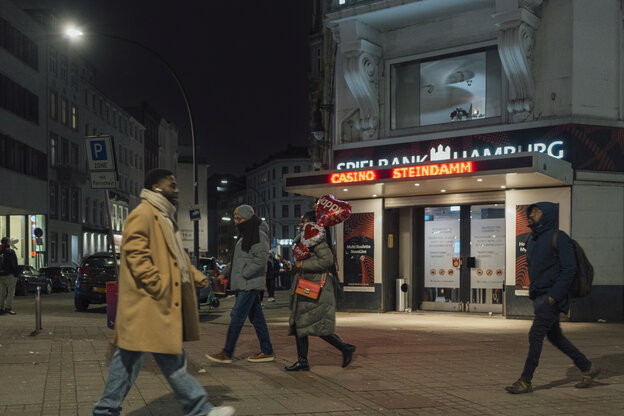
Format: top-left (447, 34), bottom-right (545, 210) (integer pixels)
top-left (288, 0), bottom-right (624, 321)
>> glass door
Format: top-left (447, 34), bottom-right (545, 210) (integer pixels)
top-left (421, 204), bottom-right (505, 313)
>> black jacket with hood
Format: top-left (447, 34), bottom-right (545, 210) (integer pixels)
top-left (526, 202), bottom-right (576, 313)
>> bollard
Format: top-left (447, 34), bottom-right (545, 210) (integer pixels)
top-left (30, 286), bottom-right (42, 336)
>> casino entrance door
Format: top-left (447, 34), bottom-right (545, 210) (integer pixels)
top-left (417, 203), bottom-right (505, 313)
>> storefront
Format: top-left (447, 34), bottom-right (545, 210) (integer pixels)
top-left (284, 124), bottom-right (624, 321)
top-left (0, 214), bottom-right (46, 269)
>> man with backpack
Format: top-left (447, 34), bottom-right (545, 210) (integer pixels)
top-left (506, 202), bottom-right (599, 394)
top-left (0, 237), bottom-right (19, 315)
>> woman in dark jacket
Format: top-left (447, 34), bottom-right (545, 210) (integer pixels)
top-left (285, 211), bottom-right (356, 371)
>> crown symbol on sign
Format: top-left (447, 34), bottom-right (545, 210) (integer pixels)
top-left (430, 144), bottom-right (451, 161)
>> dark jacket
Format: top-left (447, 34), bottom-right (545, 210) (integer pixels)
top-left (526, 202), bottom-right (576, 313)
top-left (288, 238), bottom-right (336, 337)
top-left (0, 244), bottom-right (18, 276)
top-left (222, 220), bottom-right (269, 291)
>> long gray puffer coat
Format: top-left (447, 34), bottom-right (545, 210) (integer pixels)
top-left (288, 238), bottom-right (336, 337)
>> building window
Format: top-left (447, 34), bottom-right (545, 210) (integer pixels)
top-left (61, 233), bottom-right (68, 262)
top-left (49, 132), bottom-right (57, 167)
top-left (294, 165), bottom-right (301, 173)
top-left (48, 46), bottom-right (57, 75)
top-left (49, 90), bottom-right (57, 120)
top-left (0, 17), bottom-right (38, 69)
top-left (61, 97), bottom-right (68, 126)
top-left (49, 183), bottom-right (58, 219)
top-left (294, 204), bottom-right (301, 217)
top-left (71, 188), bottom-right (79, 223)
top-left (93, 199), bottom-right (98, 225)
top-left (272, 187), bottom-right (276, 198)
top-left (282, 204), bottom-right (289, 218)
top-left (71, 104), bottom-right (78, 130)
top-left (61, 138), bottom-right (69, 166)
top-left (71, 143), bottom-right (79, 167)
top-left (60, 187), bottom-right (69, 221)
top-left (282, 166), bottom-right (288, 175)
top-left (60, 55), bottom-right (68, 82)
top-left (282, 225), bottom-right (289, 238)
top-left (390, 47), bottom-right (501, 129)
top-left (71, 64), bottom-right (78, 88)
top-left (100, 202), bottom-right (106, 226)
top-left (84, 197), bottom-right (90, 223)
top-left (50, 232), bottom-right (57, 263)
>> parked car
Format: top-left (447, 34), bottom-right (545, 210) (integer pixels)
top-left (74, 252), bottom-right (118, 312)
top-left (39, 266), bottom-right (77, 292)
top-left (14, 265), bottom-right (53, 296)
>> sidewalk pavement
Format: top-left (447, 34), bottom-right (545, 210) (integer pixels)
top-left (0, 291), bottom-right (623, 416)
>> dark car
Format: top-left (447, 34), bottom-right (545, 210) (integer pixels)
top-left (74, 252), bottom-right (118, 312)
top-left (39, 266), bottom-right (77, 292)
top-left (15, 265), bottom-right (53, 296)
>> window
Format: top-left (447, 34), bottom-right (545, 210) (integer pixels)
top-left (61, 97), bottom-right (68, 126)
top-left (60, 187), bottom-right (68, 221)
top-left (282, 166), bottom-right (288, 175)
top-left (84, 88), bottom-right (89, 105)
top-left (70, 64), bottom-right (78, 88)
top-left (390, 47), bottom-right (501, 129)
top-left (84, 197), bottom-right (90, 223)
top-left (61, 233), bottom-right (68, 262)
top-left (60, 55), bottom-right (68, 82)
top-left (282, 204), bottom-right (289, 218)
top-left (49, 132), bottom-right (57, 167)
top-left (100, 202), bottom-right (106, 226)
top-left (71, 188), bottom-right (79, 223)
top-left (294, 165), bottom-right (301, 173)
top-left (84, 122), bottom-right (89, 137)
top-left (282, 225), bottom-right (289, 238)
top-left (71, 143), bottom-right (79, 167)
top-left (273, 204), bottom-right (276, 219)
top-left (50, 232), bottom-right (57, 263)
top-left (61, 138), bottom-right (69, 166)
top-left (49, 183), bottom-right (57, 219)
top-left (49, 47), bottom-right (57, 75)
top-left (272, 187), bottom-right (276, 198)
top-left (71, 104), bottom-right (78, 130)
top-left (49, 90), bottom-right (57, 120)
top-left (294, 204), bottom-right (301, 217)
top-left (93, 199), bottom-right (98, 225)
top-left (0, 17), bottom-right (38, 69)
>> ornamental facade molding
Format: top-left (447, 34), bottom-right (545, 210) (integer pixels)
top-left (494, 0), bottom-right (544, 114)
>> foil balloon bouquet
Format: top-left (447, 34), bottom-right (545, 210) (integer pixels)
top-left (293, 195), bottom-right (352, 261)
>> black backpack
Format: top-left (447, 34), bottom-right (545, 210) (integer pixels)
top-left (0, 250), bottom-right (6, 273)
top-left (552, 230), bottom-right (594, 298)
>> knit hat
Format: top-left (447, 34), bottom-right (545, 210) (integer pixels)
top-left (234, 204), bottom-right (255, 220)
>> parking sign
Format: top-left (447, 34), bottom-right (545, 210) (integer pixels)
top-left (85, 136), bottom-right (116, 171)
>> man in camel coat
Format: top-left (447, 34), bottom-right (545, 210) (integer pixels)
top-left (93, 169), bottom-right (235, 416)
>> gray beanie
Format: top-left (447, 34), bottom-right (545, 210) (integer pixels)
top-left (234, 204), bottom-right (255, 220)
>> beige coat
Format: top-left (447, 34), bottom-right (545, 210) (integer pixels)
top-left (114, 200), bottom-right (206, 354)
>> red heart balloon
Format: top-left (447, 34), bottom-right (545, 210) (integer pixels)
top-left (293, 242), bottom-right (310, 260)
top-left (301, 223), bottom-right (326, 248)
top-left (315, 195), bottom-right (352, 227)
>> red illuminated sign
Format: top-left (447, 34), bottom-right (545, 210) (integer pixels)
top-left (330, 170), bottom-right (377, 184)
top-left (391, 162), bottom-right (473, 179)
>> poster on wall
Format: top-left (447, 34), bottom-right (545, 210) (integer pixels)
top-left (515, 205), bottom-right (532, 294)
top-left (343, 212), bottom-right (375, 291)
top-left (424, 219), bottom-right (460, 288)
top-left (471, 217), bottom-right (506, 289)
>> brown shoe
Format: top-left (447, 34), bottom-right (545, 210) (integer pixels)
top-left (247, 352), bottom-right (275, 362)
top-left (206, 351), bottom-right (232, 364)
top-left (505, 378), bottom-right (532, 394)
top-left (575, 364), bottom-right (600, 388)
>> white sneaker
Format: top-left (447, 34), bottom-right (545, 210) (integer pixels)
top-left (208, 406), bottom-right (235, 416)
top-left (267, 297), bottom-right (275, 302)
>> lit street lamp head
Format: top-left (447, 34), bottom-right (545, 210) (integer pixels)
top-left (65, 26), bottom-right (84, 39)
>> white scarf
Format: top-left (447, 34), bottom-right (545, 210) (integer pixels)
top-left (140, 189), bottom-right (191, 283)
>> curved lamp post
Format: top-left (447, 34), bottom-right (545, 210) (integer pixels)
top-left (66, 27), bottom-right (201, 259)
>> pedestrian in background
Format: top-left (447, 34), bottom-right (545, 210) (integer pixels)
top-left (506, 202), bottom-right (599, 394)
top-left (285, 211), bottom-right (356, 372)
top-left (0, 237), bottom-right (18, 315)
top-left (265, 252), bottom-right (279, 302)
top-left (93, 169), bottom-right (235, 416)
top-left (206, 204), bottom-right (274, 364)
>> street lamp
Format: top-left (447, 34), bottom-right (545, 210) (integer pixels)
top-left (66, 26), bottom-right (201, 259)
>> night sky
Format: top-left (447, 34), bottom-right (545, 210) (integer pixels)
top-left (43, 0), bottom-right (313, 174)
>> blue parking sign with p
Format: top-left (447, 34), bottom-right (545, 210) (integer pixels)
top-left (90, 140), bottom-right (107, 160)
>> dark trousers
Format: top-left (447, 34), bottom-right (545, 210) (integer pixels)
top-left (266, 277), bottom-right (275, 298)
top-left (295, 333), bottom-right (348, 362)
top-left (521, 294), bottom-right (592, 381)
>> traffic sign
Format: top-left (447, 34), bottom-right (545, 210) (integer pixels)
top-left (85, 136), bottom-right (116, 171)
top-left (189, 207), bottom-right (201, 222)
top-left (90, 171), bottom-right (118, 189)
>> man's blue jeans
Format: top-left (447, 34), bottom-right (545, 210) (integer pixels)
top-left (223, 290), bottom-right (273, 357)
top-left (521, 294), bottom-right (592, 381)
top-left (93, 348), bottom-right (213, 416)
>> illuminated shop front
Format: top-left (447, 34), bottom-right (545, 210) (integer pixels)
top-left (0, 214), bottom-right (46, 268)
top-left (285, 124), bottom-right (624, 322)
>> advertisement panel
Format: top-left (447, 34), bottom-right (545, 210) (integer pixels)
top-left (343, 213), bottom-right (375, 290)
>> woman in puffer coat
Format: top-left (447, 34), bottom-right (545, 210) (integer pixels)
top-left (285, 211), bottom-right (356, 371)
